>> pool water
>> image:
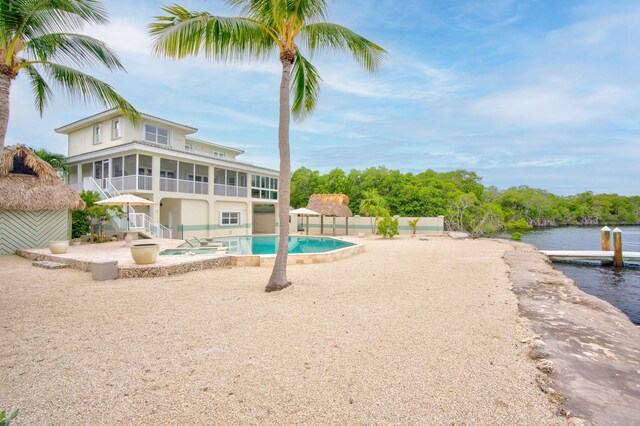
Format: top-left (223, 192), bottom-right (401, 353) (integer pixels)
top-left (161, 235), bottom-right (355, 256)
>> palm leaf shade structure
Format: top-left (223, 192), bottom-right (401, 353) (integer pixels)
top-left (0, 0), bottom-right (140, 149)
top-left (150, 0), bottom-right (386, 292)
top-left (306, 193), bottom-right (353, 236)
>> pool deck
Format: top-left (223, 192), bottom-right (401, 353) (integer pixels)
top-left (17, 239), bottom-right (231, 278)
top-left (16, 236), bottom-right (366, 277)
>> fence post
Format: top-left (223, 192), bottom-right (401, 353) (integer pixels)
top-left (613, 228), bottom-right (623, 267)
top-left (601, 226), bottom-right (611, 251)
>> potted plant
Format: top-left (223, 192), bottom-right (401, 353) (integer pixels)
top-left (130, 243), bottom-right (160, 264)
top-left (72, 238), bottom-right (81, 246)
top-left (48, 240), bottom-right (69, 254)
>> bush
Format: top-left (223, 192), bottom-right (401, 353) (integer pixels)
top-left (506, 218), bottom-right (533, 232)
top-left (511, 232), bottom-right (523, 241)
top-left (377, 217), bottom-right (399, 238)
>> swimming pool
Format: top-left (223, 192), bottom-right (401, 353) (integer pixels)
top-left (160, 235), bottom-right (356, 256)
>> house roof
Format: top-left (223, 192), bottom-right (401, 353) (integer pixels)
top-left (185, 137), bottom-right (245, 154)
top-left (306, 194), bottom-right (353, 217)
top-left (54, 109), bottom-right (198, 134)
top-left (0, 146), bottom-right (85, 211)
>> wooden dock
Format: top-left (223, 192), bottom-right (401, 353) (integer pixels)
top-left (540, 250), bottom-right (640, 262)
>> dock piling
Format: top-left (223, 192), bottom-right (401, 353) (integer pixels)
top-left (613, 228), bottom-right (624, 267)
top-left (601, 226), bottom-right (611, 251)
top-left (601, 226), bottom-right (612, 265)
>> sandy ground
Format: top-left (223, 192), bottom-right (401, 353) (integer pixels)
top-left (0, 236), bottom-right (563, 425)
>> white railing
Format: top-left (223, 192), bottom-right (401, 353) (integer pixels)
top-left (160, 177), bottom-right (209, 194)
top-left (108, 175), bottom-right (152, 191)
top-left (214, 183), bottom-right (248, 197)
top-left (81, 177), bottom-right (171, 239)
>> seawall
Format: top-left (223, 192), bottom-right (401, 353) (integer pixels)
top-left (504, 241), bottom-right (640, 425)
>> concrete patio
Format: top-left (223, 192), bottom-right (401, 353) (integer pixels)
top-left (17, 239), bottom-right (231, 278)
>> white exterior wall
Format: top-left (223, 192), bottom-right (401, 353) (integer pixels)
top-left (61, 112), bottom-right (278, 239)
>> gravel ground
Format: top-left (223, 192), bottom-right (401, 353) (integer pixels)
top-left (0, 236), bottom-right (564, 425)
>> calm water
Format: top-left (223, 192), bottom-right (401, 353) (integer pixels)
top-left (522, 227), bottom-right (640, 325)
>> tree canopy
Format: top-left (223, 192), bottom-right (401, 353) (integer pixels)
top-left (291, 166), bottom-right (640, 236)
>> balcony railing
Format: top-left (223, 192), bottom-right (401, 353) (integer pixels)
top-left (214, 183), bottom-right (248, 197)
top-left (160, 177), bottom-right (209, 194)
top-left (109, 175), bottom-right (152, 191)
top-left (87, 175), bottom-right (152, 192)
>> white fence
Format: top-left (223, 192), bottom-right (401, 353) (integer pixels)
top-left (290, 215), bottom-right (445, 236)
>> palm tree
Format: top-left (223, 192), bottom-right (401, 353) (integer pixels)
top-left (0, 0), bottom-right (139, 149)
top-left (359, 189), bottom-right (389, 233)
top-left (31, 147), bottom-right (68, 173)
top-left (150, 0), bottom-right (385, 292)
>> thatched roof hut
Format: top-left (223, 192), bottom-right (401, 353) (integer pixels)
top-left (0, 145), bottom-right (85, 211)
top-left (306, 194), bottom-right (353, 217)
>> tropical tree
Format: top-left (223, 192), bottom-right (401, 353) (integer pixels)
top-left (0, 0), bottom-right (139, 149)
top-left (150, 0), bottom-right (385, 292)
top-left (31, 147), bottom-right (68, 173)
top-left (359, 189), bottom-right (389, 233)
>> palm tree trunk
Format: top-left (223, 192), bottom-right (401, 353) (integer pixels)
top-left (0, 72), bottom-right (12, 149)
top-left (266, 51), bottom-right (294, 292)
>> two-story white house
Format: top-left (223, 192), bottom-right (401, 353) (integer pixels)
top-left (57, 109), bottom-right (279, 240)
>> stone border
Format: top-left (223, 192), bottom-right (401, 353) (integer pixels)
top-left (229, 241), bottom-right (366, 267)
top-left (16, 239), bottom-right (364, 277)
top-left (502, 240), bottom-right (640, 425)
top-left (16, 249), bottom-right (232, 278)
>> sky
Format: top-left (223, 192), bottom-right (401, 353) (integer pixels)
top-left (5, 0), bottom-right (640, 195)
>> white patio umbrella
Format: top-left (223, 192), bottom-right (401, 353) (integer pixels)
top-left (96, 194), bottom-right (157, 245)
top-left (290, 207), bottom-right (320, 235)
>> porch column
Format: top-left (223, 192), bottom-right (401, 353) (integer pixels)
top-left (151, 156), bottom-right (161, 231)
top-left (76, 164), bottom-right (82, 185)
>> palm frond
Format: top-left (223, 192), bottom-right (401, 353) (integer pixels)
top-left (227, 0), bottom-right (329, 39)
top-left (9, 0), bottom-right (109, 41)
top-left (38, 62), bottom-right (139, 122)
top-left (25, 32), bottom-right (124, 70)
top-left (23, 63), bottom-right (53, 114)
top-left (291, 50), bottom-right (320, 121)
top-left (301, 23), bottom-right (386, 72)
top-left (150, 4), bottom-right (276, 62)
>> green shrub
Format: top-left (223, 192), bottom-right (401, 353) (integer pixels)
top-left (511, 232), bottom-right (523, 241)
top-left (0, 408), bottom-right (19, 426)
top-left (377, 217), bottom-right (399, 238)
top-left (506, 218), bottom-right (533, 232)
top-left (407, 218), bottom-right (419, 235)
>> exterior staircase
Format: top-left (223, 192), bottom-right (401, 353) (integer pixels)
top-left (82, 177), bottom-right (171, 239)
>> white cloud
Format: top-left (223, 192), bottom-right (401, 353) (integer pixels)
top-left (471, 84), bottom-right (627, 127)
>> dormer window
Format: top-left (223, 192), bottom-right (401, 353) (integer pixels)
top-left (93, 125), bottom-right (102, 144)
top-left (185, 143), bottom-right (193, 152)
top-left (144, 124), bottom-right (169, 145)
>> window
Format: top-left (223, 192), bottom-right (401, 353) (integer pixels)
top-left (251, 174), bottom-right (278, 200)
top-left (221, 212), bottom-right (241, 225)
top-left (184, 143), bottom-right (192, 151)
top-left (93, 125), bottom-right (102, 144)
top-left (144, 124), bottom-right (169, 145)
top-left (112, 119), bottom-right (121, 139)
top-left (112, 157), bottom-right (123, 177)
top-left (213, 151), bottom-right (225, 158)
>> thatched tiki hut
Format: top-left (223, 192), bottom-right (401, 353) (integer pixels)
top-left (306, 194), bottom-right (353, 236)
top-left (0, 145), bottom-right (85, 254)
